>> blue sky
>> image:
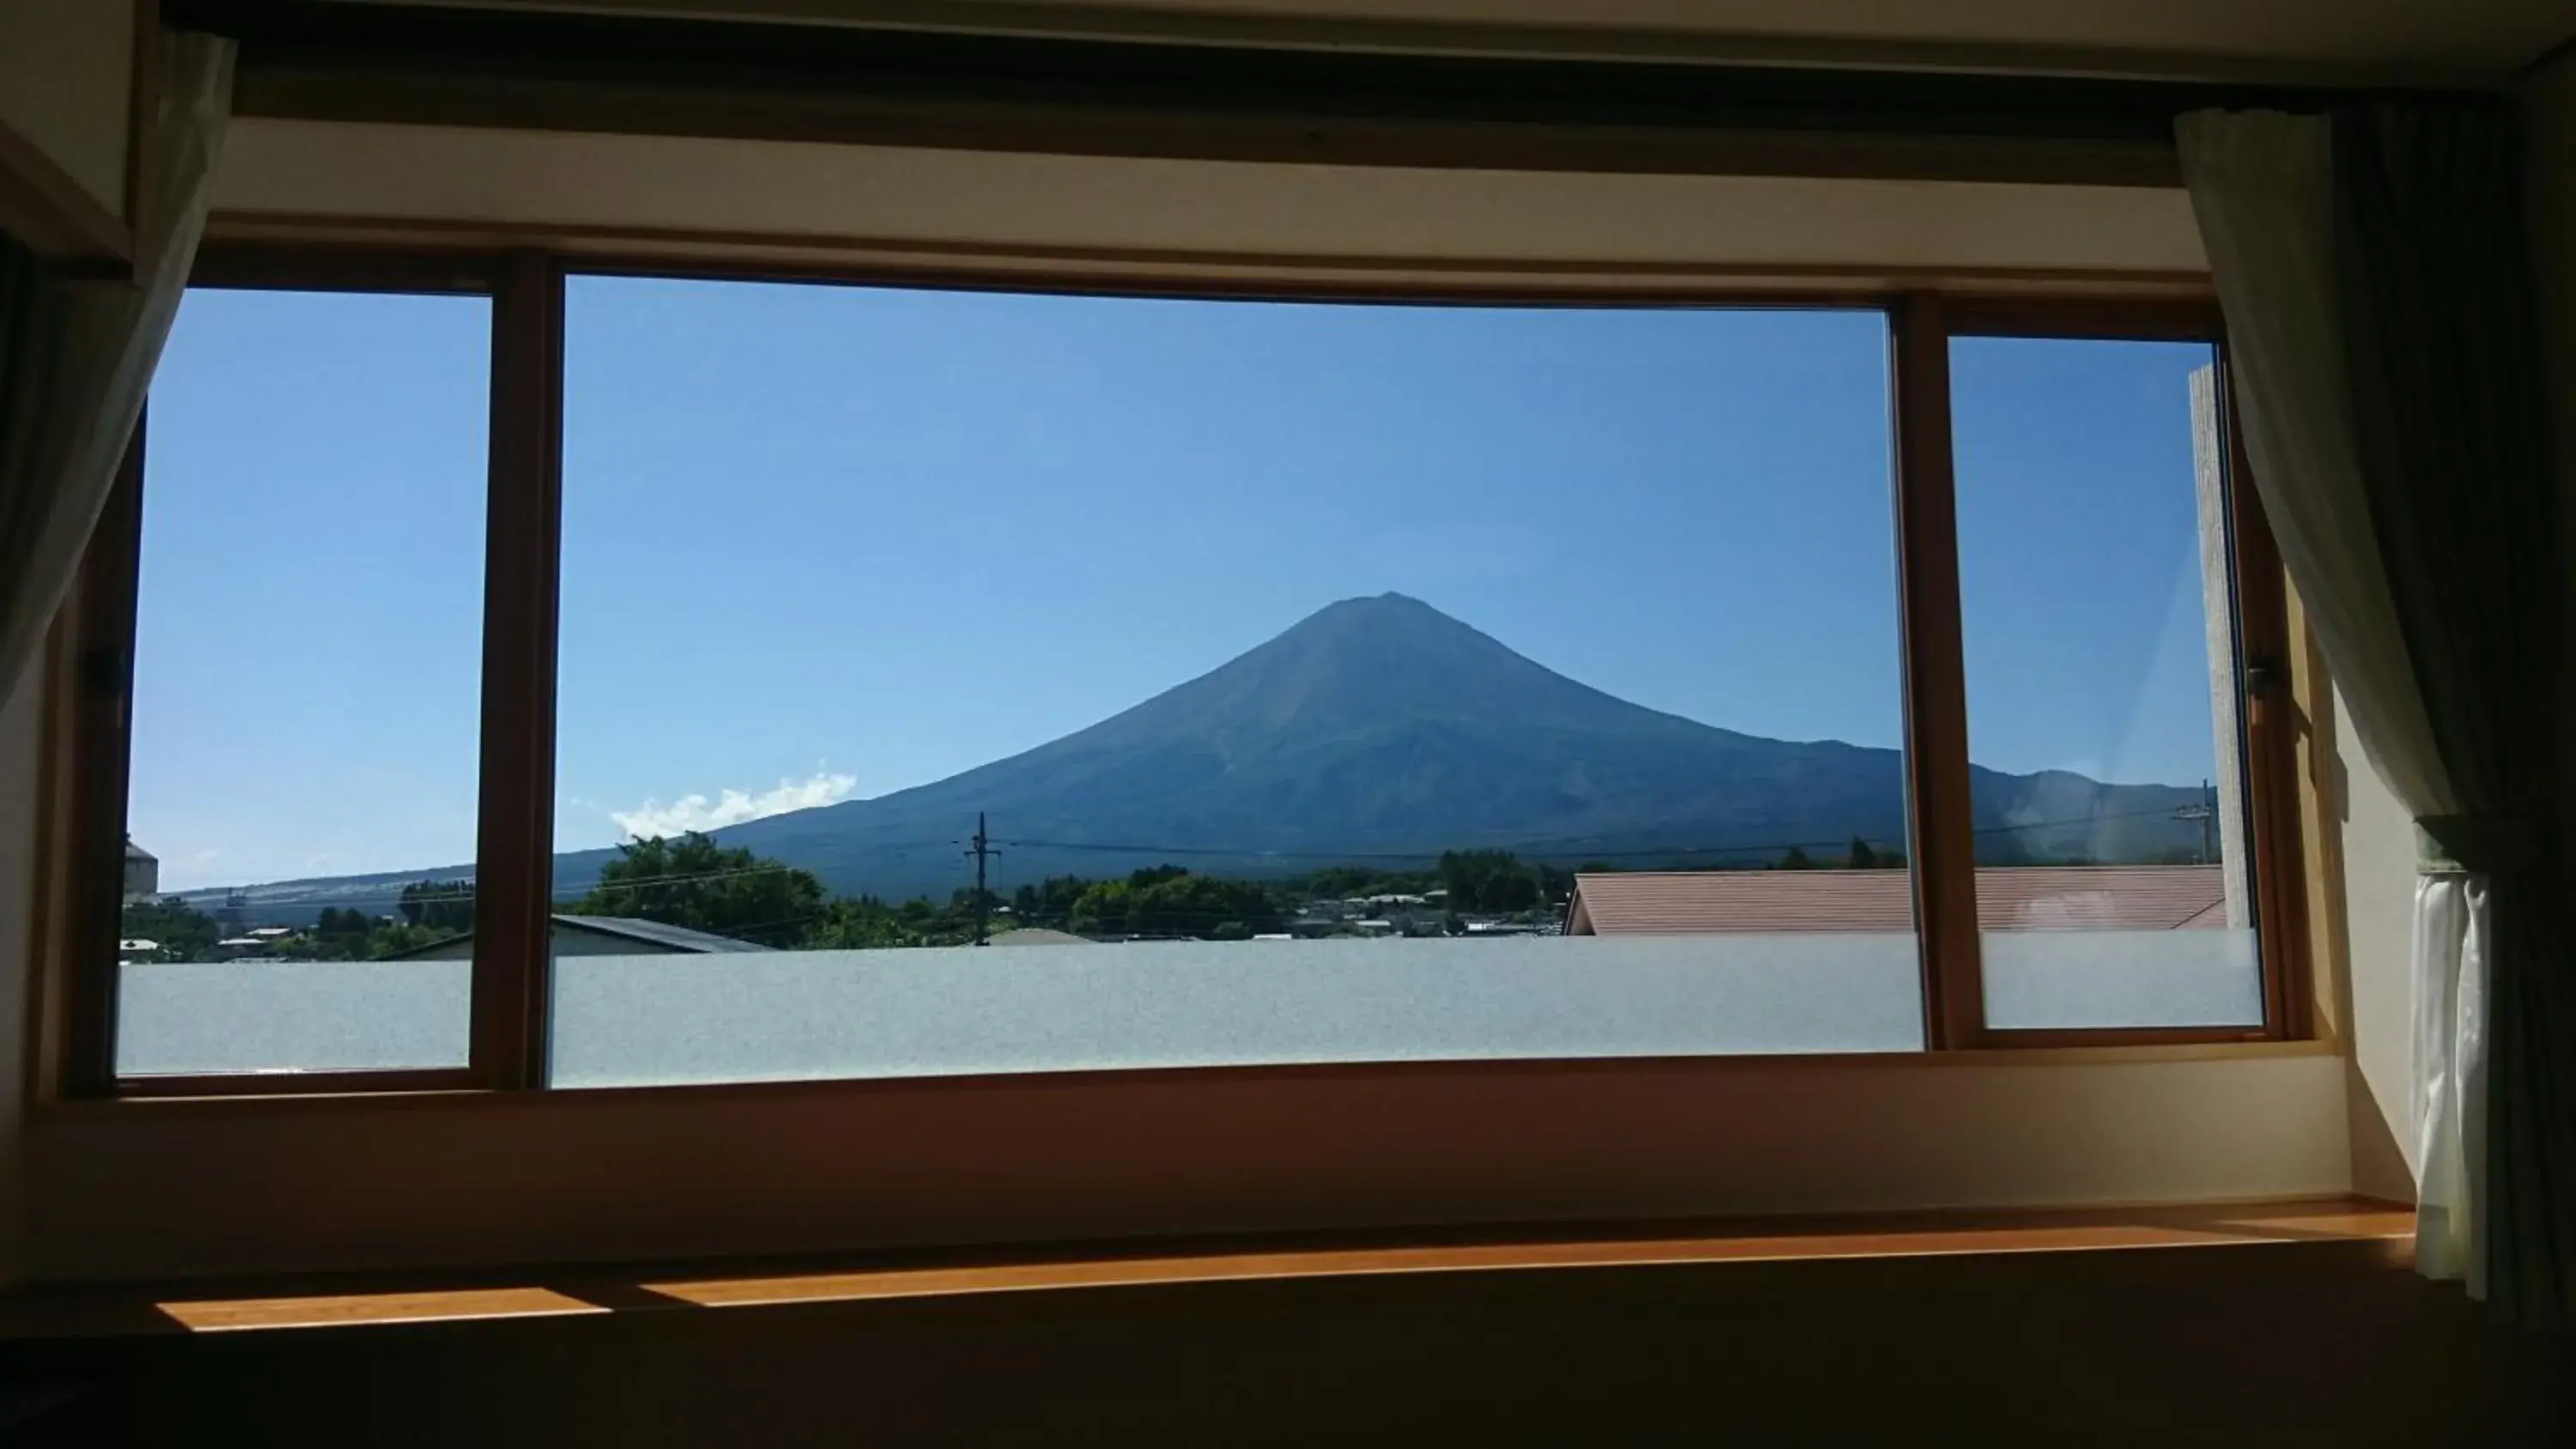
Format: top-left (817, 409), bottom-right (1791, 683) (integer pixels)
top-left (130, 282), bottom-right (2221, 890)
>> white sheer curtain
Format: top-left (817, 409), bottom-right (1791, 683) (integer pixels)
top-left (2173, 109), bottom-right (2485, 1293)
top-left (0, 30), bottom-right (234, 702)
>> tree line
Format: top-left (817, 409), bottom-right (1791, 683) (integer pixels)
top-left (122, 831), bottom-right (1909, 961)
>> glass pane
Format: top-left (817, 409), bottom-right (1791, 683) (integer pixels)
top-left (118, 289), bottom-right (489, 1076)
top-left (549, 281), bottom-right (1918, 1087)
top-left (1950, 336), bottom-right (2263, 1031)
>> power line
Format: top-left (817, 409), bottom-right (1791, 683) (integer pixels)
top-left (161, 803), bottom-right (2202, 913)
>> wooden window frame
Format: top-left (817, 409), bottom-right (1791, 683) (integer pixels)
top-left (1913, 294), bottom-right (2311, 1049)
top-left (32, 246), bottom-right (2310, 1101)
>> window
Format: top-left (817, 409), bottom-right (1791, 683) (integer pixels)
top-left (112, 286), bottom-right (492, 1080)
top-left (50, 262), bottom-right (2306, 1098)
top-left (1950, 336), bottom-right (2262, 1030)
top-left (549, 281), bottom-right (1918, 1086)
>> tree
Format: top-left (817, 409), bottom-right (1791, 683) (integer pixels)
top-left (1069, 880), bottom-right (1133, 937)
top-left (1777, 846), bottom-right (1815, 870)
top-left (119, 898), bottom-right (220, 962)
top-left (574, 833), bottom-right (823, 946)
top-left (1070, 869), bottom-right (1280, 939)
top-left (1439, 849), bottom-right (1539, 912)
top-left (398, 879), bottom-right (477, 933)
top-left (315, 906), bottom-right (375, 938)
top-left (1846, 837), bottom-right (1878, 869)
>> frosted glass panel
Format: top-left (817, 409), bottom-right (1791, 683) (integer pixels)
top-left (1980, 930), bottom-right (2261, 1031)
top-left (549, 936), bottom-right (1924, 1088)
top-left (118, 288), bottom-right (489, 1080)
top-left (117, 960), bottom-right (471, 1076)
top-left (1950, 335), bottom-right (2266, 1033)
top-left (544, 282), bottom-right (1919, 1083)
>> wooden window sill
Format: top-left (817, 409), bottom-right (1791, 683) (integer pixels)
top-left (0, 1196), bottom-right (2411, 1342)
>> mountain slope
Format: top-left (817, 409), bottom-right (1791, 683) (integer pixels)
top-left (199, 592), bottom-right (2208, 915)
top-left (683, 593), bottom-right (2202, 897)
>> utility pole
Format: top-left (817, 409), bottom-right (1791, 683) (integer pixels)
top-left (2172, 779), bottom-right (2217, 865)
top-left (963, 812), bottom-right (1000, 946)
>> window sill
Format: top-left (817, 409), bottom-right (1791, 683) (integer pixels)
top-left (0, 1195), bottom-right (2410, 1342)
top-left (45, 1036), bottom-right (2337, 1115)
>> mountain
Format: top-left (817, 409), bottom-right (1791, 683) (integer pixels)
top-left (574, 592), bottom-right (2207, 900)
top-left (191, 592), bottom-right (2209, 918)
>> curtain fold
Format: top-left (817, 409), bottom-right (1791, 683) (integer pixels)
top-left (0, 29), bottom-right (234, 703)
top-left (2172, 112), bottom-right (2457, 816)
top-left (2333, 101), bottom-right (2574, 1324)
top-left (2178, 103), bottom-right (2573, 1322)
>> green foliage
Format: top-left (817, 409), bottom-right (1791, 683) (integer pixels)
top-left (574, 832), bottom-right (824, 945)
top-left (1777, 846), bottom-right (1815, 870)
top-left (1293, 864), bottom-right (1434, 900)
top-left (314, 906), bottom-right (372, 937)
top-left (1439, 849), bottom-right (1540, 912)
top-left (1846, 837), bottom-right (1876, 869)
top-left (118, 898), bottom-right (220, 962)
top-left (398, 879), bottom-right (477, 933)
top-left (1011, 875), bottom-right (1092, 927)
top-left (267, 916), bottom-right (450, 961)
top-left (802, 894), bottom-right (984, 949)
top-left (1071, 868), bottom-right (1281, 938)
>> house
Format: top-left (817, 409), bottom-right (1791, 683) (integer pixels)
top-left (1564, 866), bottom-right (2229, 936)
top-left (120, 839), bottom-right (156, 900)
top-left (381, 914), bottom-right (776, 961)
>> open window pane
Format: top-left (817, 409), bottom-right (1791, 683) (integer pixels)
top-left (1949, 336), bottom-right (2263, 1031)
top-left (546, 279), bottom-right (1919, 1088)
top-left (116, 289), bottom-right (490, 1076)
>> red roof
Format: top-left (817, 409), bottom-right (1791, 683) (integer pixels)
top-left (1564, 866), bottom-right (2231, 936)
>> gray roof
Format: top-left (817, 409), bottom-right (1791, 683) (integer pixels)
top-left (551, 914), bottom-right (775, 953)
top-left (375, 913), bottom-right (775, 960)
top-left (987, 927), bottom-right (1091, 946)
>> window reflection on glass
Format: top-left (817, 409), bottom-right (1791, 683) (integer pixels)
top-left (117, 288), bottom-right (489, 1075)
top-left (548, 282), bottom-right (1922, 1085)
top-left (1949, 336), bottom-right (2263, 1030)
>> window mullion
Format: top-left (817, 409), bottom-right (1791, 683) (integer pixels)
top-left (1890, 294), bottom-right (1986, 1051)
top-left (471, 252), bottom-right (567, 1090)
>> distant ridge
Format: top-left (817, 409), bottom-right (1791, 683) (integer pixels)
top-left (196, 593), bottom-right (2208, 913)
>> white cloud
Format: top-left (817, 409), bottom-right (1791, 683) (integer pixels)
top-left (610, 771), bottom-right (859, 840)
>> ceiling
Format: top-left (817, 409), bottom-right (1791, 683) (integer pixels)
top-left (313, 0), bottom-right (2576, 83)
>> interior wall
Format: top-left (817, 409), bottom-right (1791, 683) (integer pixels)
top-left (2336, 688), bottom-right (2420, 1200)
top-left (208, 118), bottom-right (2209, 278)
top-left (25, 1048), bottom-right (2346, 1282)
top-left (14, 114), bottom-right (2364, 1288)
top-left (0, 0), bottom-right (136, 224)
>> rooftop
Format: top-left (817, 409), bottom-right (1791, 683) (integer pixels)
top-left (1565, 866), bottom-right (2229, 936)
